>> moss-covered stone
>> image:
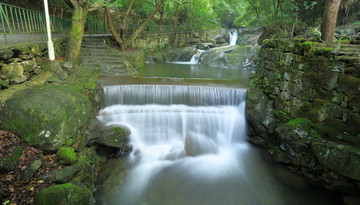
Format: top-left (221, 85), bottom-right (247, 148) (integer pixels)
top-left (0, 85), bottom-right (92, 151)
top-left (312, 142), bottom-right (360, 181)
top-left (35, 183), bottom-right (92, 205)
top-left (0, 146), bottom-right (23, 173)
top-left (93, 126), bottom-right (130, 149)
top-left (0, 63), bottom-right (27, 83)
top-left (57, 147), bottom-right (77, 165)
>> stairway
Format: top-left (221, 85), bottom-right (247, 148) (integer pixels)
top-left (80, 37), bottom-right (131, 75)
top-left (336, 35), bottom-right (360, 66)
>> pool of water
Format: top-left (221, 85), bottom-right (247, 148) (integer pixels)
top-left (94, 63), bottom-right (341, 205)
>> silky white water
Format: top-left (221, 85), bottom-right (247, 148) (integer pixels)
top-left (95, 84), bottom-right (339, 205)
top-left (170, 50), bottom-right (205, 65)
top-left (229, 30), bottom-right (238, 45)
top-left (97, 85), bottom-right (284, 205)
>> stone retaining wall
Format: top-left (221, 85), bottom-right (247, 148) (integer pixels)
top-left (247, 38), bottom-right (360, 199)
top-left (0, 40), bottom-right (66, 91)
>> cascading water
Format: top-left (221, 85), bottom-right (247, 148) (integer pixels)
top-left (170, 50), bottom-right (205, 65)
top-left (229, 30), bottom-right (238, 45)
top-left (96, 85), bottom-right (287, 205)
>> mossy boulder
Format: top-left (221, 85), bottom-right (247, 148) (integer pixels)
top-left (94, 126), bottom-right (130, 149)
top-left (35, 183), bottom-right (92, 205)
top-left (0, 63), bottom-right (27, 84)
top-left (200, 45), bottom-right (258, 70)
top-left (57, 147), bottom-right (78, 165)
top-left (0, 85), bottom-right (92, 151)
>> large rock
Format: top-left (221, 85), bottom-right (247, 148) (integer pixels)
top-left (312, 142), bottom-right (360, 181)
top-left (199, 45), bottom-right (258, 70)
top-left (166, 47), bottom-right (197, 62)
top-left (0, 85), bottom-right (92, 151)
top-left (35, 183), bottom-right (92, 205)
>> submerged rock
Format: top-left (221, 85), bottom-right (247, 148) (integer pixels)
top-left (0, 85), bottom-right (92, 151)
top-left (199, 45), bottom-right (259, 70)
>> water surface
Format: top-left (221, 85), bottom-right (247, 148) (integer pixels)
top-left (94, 63), bottom-right (341, 205)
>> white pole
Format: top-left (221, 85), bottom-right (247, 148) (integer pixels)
top-left (43, 0), bottom-right (55, 60)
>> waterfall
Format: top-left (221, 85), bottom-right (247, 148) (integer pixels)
top-left (170, 50), bottom-right (204, 65)
top-left (96, 85), bottom-right (285, 205)
top-left (189, 49), bottom-right (205, 64)
top-left (229, 30), bottom-right (238, 45)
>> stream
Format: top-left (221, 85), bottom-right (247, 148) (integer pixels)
top-left (94, 62), bottom-right (341, 205)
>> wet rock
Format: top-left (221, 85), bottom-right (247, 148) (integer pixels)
top-left (246, 87), bottom-right (276, 139)
top-left (94, 126), bottom-right (130, 149)
top-left (312, 142), bottom-right (360, 181)
top-left (166, 47), bottom-right (197, 62)
top-left (200, 45), bottom-right (259, 70)
top-left (185, 132), bottom-right (218, 156)
top-left (35, 182), bottom-right (92, 205)
top-left (0, 85), bottom-right (92, 151)
top-left (343, 195), bottom-right (360, 205)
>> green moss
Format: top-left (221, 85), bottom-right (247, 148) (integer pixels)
top-left (310, 129), bottom-right (322, 140)
top-left (35, 183), bottom-right (91, 205)
top-left (286, 118), bottom-right (312, 130)
top-left (301, 41), bottom-right (320, 49)
top-left (0, 85), bottom-right (92, 151)
top-left (274, 110), bottom-right (290, 122)
top-left (309, 47), bottom-right (334, 56)
top-left (57, 147), bottom-right (77, 165)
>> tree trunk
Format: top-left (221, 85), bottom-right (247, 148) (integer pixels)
top-left (321, 0), bottom-right (342, 46)
top-left (122, 0), bottom-right (162, 50)
top-left (65, 6), bottom-right (88, 64)
top-left (106, 0), bottom-right (162, 50)
top-left (105, 7), bottom-right (124, 49)
top-left (172, 11), bottom-right (179, 48)
top-left (121, 0), bottom-right (136, 40)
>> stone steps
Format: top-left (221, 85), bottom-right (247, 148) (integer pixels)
top-left (80, 37), bottom-right (128, 72)
top-left (350, 35), bottom-right (360, 45)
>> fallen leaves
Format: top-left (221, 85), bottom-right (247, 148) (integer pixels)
top-left (0, 130), bottom-right (61, 205)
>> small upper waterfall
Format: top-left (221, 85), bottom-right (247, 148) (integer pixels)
top-left (189, 49), bottom-right (205, 64)
top-left (170, 50), bottom-right (204, 65)
top-left (229, 30), bottom-right (238, 45)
